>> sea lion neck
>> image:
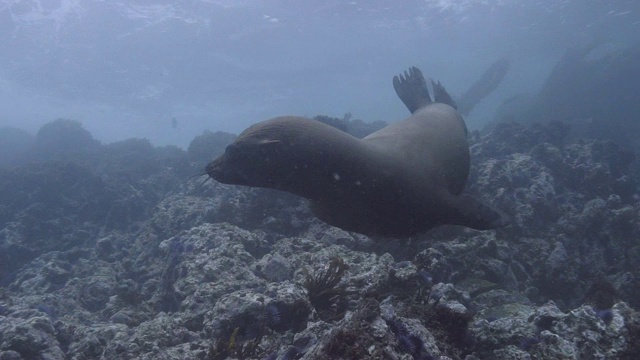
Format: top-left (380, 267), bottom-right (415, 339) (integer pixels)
top-left (254, 117), bottom-right (373, 201)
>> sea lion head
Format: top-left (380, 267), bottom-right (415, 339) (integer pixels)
top-left (206, 116), bottom-right (341, 192)
top-left (206, 116), bottom-right (363, 198)
top-left (206, 126), bottom-right (285, 188)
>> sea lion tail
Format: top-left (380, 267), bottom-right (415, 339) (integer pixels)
top-left (393, 66), bottom-right (432, 114)
top-left (452, 194), bottom-right (511, 230)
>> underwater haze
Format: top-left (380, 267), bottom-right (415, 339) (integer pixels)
top-left (5, 1), bottom-right (640, 359)
top-left (1, 0), bottom-right (639, 147)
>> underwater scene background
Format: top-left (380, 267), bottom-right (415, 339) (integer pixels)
top-left (2, 1), bottom-right (640, 359)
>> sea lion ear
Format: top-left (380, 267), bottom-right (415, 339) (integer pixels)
top-left (257, 139), bottom-right (284, 153)
top-left (258, 139), bottom-right (281, 145)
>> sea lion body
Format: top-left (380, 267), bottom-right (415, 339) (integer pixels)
top-left (362, 103), bottom-right (469, 195)
top-left (207, 67), bottom-right (509, 237)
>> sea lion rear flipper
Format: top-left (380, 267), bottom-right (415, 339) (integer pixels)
top-left (452, 194), bottom-right (511, 230)
top-left (430, 79), bottom-right (458, 110)
top-left (393, 66), bottom-right (432, 114)
top-left (430, 78), bottom-right (468, 135)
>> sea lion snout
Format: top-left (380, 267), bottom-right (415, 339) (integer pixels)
top-left (206, 151), bottom-right (249, 185)
top-left (205, 155), bottom-right (225, 181)
top-left (206, 140), bottom-right (283, 187)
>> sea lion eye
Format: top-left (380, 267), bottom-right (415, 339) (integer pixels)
top-left (225, 144), bottom-right (240, 158)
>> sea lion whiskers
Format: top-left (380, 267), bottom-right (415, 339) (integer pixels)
top-left (198, 175), bottom-right (212, 187)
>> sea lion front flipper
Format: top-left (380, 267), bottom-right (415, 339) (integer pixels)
top-left (393, 66), bottom-right (432, 114)
top-left (451, 194), bottom-right (511, 230)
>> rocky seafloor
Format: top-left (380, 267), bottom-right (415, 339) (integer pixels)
top-left (1, 119), bottom-right (640, 359)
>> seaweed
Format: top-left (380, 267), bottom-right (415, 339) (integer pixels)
top-left (303, 257), bottom-right (350, 321)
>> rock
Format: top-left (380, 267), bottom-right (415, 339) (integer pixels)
top-left (2, 118), bottom-right (640, 359)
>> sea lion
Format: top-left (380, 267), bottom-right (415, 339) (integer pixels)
top-left (206, 67), bottom-right (509, 237)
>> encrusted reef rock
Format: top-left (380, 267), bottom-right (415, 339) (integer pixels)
top-left (468, 301), bottom-right (632, 359)
top-left (466, 122), bottom-right (639, 310)
top-left (34, 118), bottom-right (100, 160)
top-left (1, 119), bottom-right (640, 359)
